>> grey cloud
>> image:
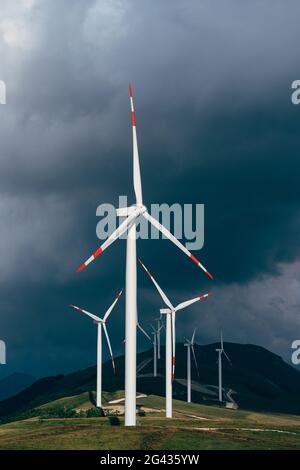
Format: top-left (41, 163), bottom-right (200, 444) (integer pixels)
top-left (0, 0), bottom-right (300, 377)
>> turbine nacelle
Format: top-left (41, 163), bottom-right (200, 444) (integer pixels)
top-left (116, 204), bottom-right (147, 218)
top-left (160, 308), bottom-right (172, 315)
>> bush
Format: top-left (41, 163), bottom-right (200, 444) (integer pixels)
top-left (109, 416), bottom-right (120, 426)
top-left (86, 407), bottom-right (104, 418)
top-left (38, 405), bottom-right (77, 419)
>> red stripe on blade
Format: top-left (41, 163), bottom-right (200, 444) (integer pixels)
top-left (199, 293), bottom-right (212, 300)
top-left (190, 254), bottom-right (199, 265)
top-left (190, 254), bottom-right (214, 280)
top-left (76, 263), bottom-right (86, 273)
top-left (93, 247), bottom-right (103, 258)
top-left (132, 112), bottom-right (136, 126)
top-left (112, 356), bottom-right (116, 373)
top-left (129, 83), bottom-right (133, 97)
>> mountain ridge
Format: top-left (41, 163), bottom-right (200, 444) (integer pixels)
top-left (0, 372), bottom-right (36, 401)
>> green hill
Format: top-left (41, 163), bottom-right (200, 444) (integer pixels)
top-left (0, 393), bottom-right (300, 450)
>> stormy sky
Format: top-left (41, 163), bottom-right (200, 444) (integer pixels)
top-left (1, 0), bottom-right (300, 379)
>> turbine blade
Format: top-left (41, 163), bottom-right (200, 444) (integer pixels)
top-left (221, 330), bottom-right (223, 350)
top-left (76, 210), bottom-right (139, 272)
top-left (191, 345), bottom-right (199, 376)
top-left (137, 323), bottom-right (151, 341)
top-left (175, 292), bottom-right (212, 312)
top-left (129, 84), bottom-right (143, 205)
top-left (138, 258), bottom-right (174, 310)
top-left (69, 304), bottom-right (101, 323)
top-left (171, 311), bottom-right (176, 381)
top-left (103, 323), bottom-right (116, 374)
top-left (142, 211), bottom-right (213, 280)
top-left (191, 328), bottom-right (197, 344)
top-left (224, 350), bottom-right (232, 366)
top-left (103, 288), bottom-right (124, 322)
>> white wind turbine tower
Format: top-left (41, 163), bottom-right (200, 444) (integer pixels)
top-left (216, 330), bottom-right (231, 403)
top-left (70, 288), bottom-right (123, 408)
top-left (76, 85), bottom-right (213, 426)
top-left (138, 258), bottom-right (211, 418)
top-left (184, 328), bottom-right (199, 403)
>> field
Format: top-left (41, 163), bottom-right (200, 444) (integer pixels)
top-left (0, 393), bottom-right (299, 450)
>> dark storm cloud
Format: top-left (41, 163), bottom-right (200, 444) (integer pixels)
top-left (1, 0), bottom-right (300, 378)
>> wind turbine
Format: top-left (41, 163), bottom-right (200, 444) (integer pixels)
top-left (155, 317), bottom-right (163, 360)
top-left (155, 320), bottom-right (164, 361)
top-left (76, 85), bottom-right (213, 426)
top-left (138, 258), bottom-right (211, 418)
top-left (184, 328), bottom-right (199, 403)
top-left (137, 323), bottom-right (162, 377)
top-left (137, 322), bottom-right (158, 377)
top-left (150, 323), bottom-right (163, 377)
top-left (216, 330), bottom-right (231, 403)
top-left (70, 288), bottom-right (123, 408)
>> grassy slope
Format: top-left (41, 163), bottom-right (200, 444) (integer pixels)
top-left (0, 392), bottom-right (299, 450)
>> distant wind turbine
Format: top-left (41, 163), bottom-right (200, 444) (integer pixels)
top-left (70, 289), bottom-right (123, 408)
top-left (137, 322), bottom-right (159, 377)
top-left (155, 317), bottom-right (163, 360)
top-left (184, 328), bottom-right (199, 403)
top-left (150, 323), bottom-right (163, 377)
top-left (216, 330), bottom-right (231, 403)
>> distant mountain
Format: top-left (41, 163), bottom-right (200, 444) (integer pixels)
top-left (1, 342), bottom-right (300, 419)
top-left (0, 372), bottom-right (36, 401)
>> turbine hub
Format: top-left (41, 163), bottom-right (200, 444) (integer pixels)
top-left (136, 204), bottom-right (147, 214)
